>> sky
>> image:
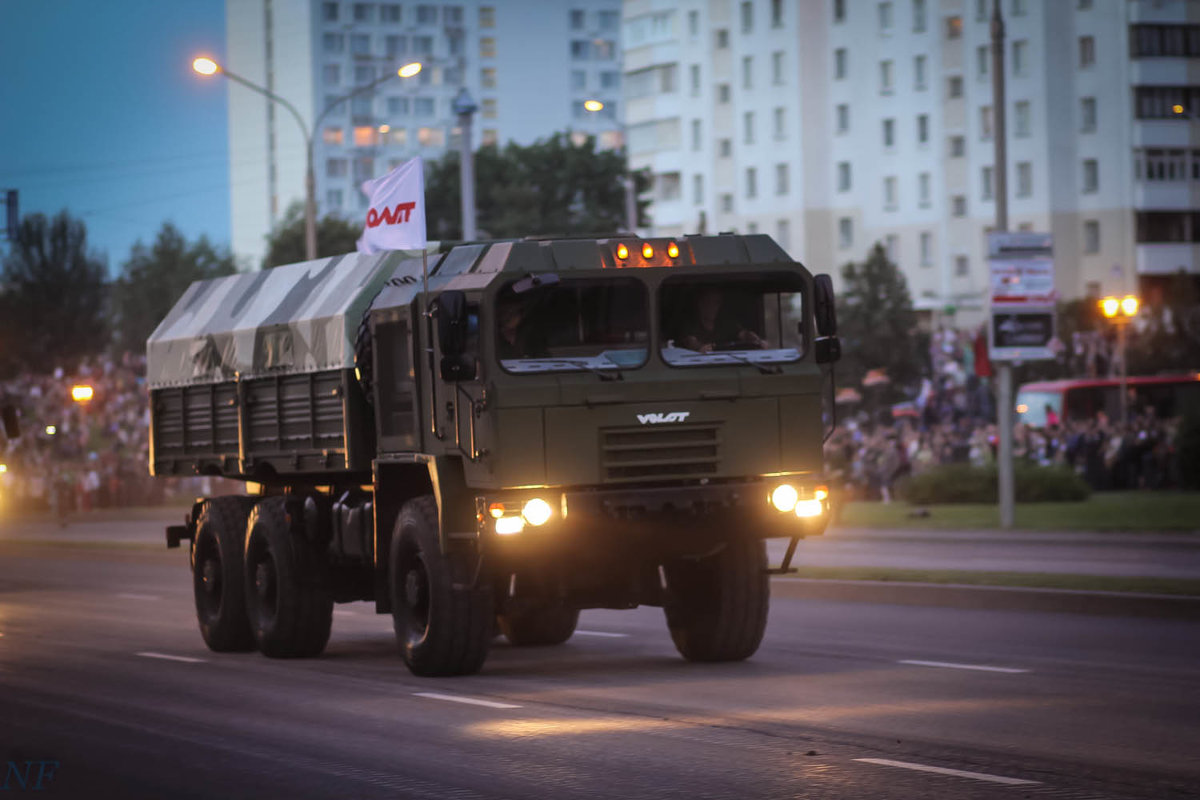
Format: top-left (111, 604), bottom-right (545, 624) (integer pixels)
top-left (0, 0), bottom-right (231, 274)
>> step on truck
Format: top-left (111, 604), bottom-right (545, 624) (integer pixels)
top-left (148, 234), bottom-right (842, 676)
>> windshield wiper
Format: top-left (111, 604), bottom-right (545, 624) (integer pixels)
top-left (710, 350), bottom-right (782, 375)
top-left (539, 359), bottom-right (624, 382)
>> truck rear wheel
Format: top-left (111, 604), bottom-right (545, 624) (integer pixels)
top-left (191, 496), bottom-right (257, 652)
top-left (498, 605), bottom-right (579, 646)
top-left (243, 497), bottom-right (333, 658)
top-left (390, 496), bottom-right (492, 676)
top-left (662, 538), bottom-right (769, 662)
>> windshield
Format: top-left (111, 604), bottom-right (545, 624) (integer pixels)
top-left (496, 277), bottom-right (649, 374)
top-left (1015, 391), bottom-right (1061, 427)
top-left (659, 273), bottom-right (806, 367)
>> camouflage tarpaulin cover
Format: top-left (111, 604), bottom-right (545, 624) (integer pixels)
top-left (146, 250), bottom-right (428, 388)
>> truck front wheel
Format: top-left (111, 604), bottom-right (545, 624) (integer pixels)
top-left (243, 497), bottom-right (333, 658)
top-left (662, 538), bottom-right (769, 662)
top-left (191, 496), bottom-right (257, 652)
top-left (390, 496), bottom-right (492, 676)
top-left (498, 605), bottom-right (579, 646)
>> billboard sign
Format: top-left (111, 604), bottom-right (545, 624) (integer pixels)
top-left (988, 232), bottom-right (1055, 361)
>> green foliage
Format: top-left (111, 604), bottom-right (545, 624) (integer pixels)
top-left (902, 463), bottom-right (1091, 504)
top-left (0, 211), bottom-right (108, 376)
top-left (1177, 411), bottom-right (1200, 490)
top-left (262, 202), bottom-right (361, 268)
top-left (110, 222), bottom-right (236, 353)
top-left (424, 133), bottom-right (652, 240)
top-left (836, 243), bottom-right (923, 398)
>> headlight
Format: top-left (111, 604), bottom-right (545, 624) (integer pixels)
top-left (795, 499), bottom-right (824, 518)
top-left (521, 498), bottom-right (553, 526)
top-left (495, 516), bottom-right (525, 535)
top-left (770, 484), bottom-right (799, 513)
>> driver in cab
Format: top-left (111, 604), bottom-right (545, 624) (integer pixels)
top-left (678, 288), bottom-right (767, 353)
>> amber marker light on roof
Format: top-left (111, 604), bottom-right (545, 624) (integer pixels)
top-left (641, 243), bottom-right (654, 259)
top-left (667, 241), bottom-right (679, 259)
top-left (615, 243), bottom-right (629, 260)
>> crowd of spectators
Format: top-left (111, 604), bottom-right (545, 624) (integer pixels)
top-left (0, 353), bottom-right (209, 519)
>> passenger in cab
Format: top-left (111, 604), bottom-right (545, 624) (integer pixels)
top-left (677, 288), bottom-right (767, 353)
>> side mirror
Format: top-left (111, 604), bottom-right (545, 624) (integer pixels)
top-left (436, 290), bottom-right (474, 382)
top-left (815, 336), bottom-right (841, 365)
top-left (512, 272), bottom-right (560, 295)
top-left (2, 404), bottom-right (19, 440)
top-left (813, 273), bottom-right (838, 338)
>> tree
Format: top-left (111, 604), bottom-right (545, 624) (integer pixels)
top-left (0, 211), bottom-right (108, 376)
top-left (110, 222), bottom-right (237, 354)
top-left (424, 133), bottom-right (652, 241)
top-left (836, 243), bottom-right (922, 400)
top-left (262, 202), bottom-right (361, 268)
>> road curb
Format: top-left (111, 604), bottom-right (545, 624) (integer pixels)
top-left (770, 577), bottom-right (1200, 619)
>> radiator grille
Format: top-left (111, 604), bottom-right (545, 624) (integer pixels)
top-left (601, 423), bottom-right (720, 483)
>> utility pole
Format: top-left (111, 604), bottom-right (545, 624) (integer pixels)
top-left (991, 0), bottom-right (1014, 529)
top-left (452, 88), bottom-right (478, 241)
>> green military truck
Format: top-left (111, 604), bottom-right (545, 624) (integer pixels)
top-left (148, 234), bottom-right (841, 676)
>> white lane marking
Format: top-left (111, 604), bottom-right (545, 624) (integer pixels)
top-left (117, 593), bottom-right (160, 601)
top-left (136, 652), bottom-right (206, 664)
top-left (898, 659), bottom-right (1029, 674)
top-left (574, 630), bottom-right (630, 638)
top-left (333, 609), bottom-right (358, 617)
top-left (855, 758), bottom-right (1039, 786)
top-left (413, 692), bottom-right (521, 709)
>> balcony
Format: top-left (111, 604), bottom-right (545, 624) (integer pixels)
top-left (1136, 243), bottom-right (1200, 274)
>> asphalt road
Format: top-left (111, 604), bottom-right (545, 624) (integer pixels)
top-left (1, 523), bottom-right (1198, 798)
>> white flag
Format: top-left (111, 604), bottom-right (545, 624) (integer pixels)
top-left (356, 156), bottom-right (427, 254)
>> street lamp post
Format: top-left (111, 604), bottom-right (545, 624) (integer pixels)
top-left (192, 56), bottom-right (422, 261)
top-left (452, 88), bottom-right (479, 241)
top-left (1100, 294), bottom-right (1140, 423)
top-left (583, 100), bottom-right (637, 233)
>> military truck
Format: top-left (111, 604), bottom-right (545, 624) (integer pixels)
top-left (148, 234), bottom-right (841, 676)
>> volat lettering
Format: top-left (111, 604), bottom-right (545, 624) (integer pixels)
top-left (366, 201), bottom-right (417, 228)
top-left (637, 412), bottom-right (691, 425)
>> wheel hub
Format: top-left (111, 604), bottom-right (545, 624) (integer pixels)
top-left (202, 558), bottom-right (220, 594)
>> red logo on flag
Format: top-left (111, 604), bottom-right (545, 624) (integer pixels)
top-left (366, 202), bottom-right (416, 228)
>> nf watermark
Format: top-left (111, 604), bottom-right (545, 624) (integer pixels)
top-left (2, 761), bottom-right (59, 792)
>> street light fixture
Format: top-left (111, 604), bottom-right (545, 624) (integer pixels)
top-left (1099, 294), bottom-right (1140, 423)
top-left (583, 99), bottom-right (637, 233)
top-left (191, 55), bottom-right (422, 261)
top-left (71, 385), bottom-right (94, 403)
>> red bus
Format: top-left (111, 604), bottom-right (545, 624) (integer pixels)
top-left (1015, 374), bottom-right (1200, 427)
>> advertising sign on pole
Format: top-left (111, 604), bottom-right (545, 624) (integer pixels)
top-left (987, 232), bottom-right (1055, 362)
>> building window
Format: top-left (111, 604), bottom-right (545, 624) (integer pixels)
top-left (353, 3), bottom-right (372, 22)
top-left (691, 119), bottom-right (702, 150)
top-left (572, 70), bottom-right (586, 90)
top-left (833, 0), bottom-right (846, 23)
top-left (385, 35), bottom-right (406, 57)
top-left (322, 2), bottom-right (338, 22)
top-left (598, 9), bottom-right (618, 30)
top-left (719, 138), bottom-right (732, 157)
top-left (981, 105), bottom-right (994, 140)
top-left (414, 97), bottom-right (435, 117)
top-left (479, 6), bottom-right (495, 27)
top-left (1083, 220), bottom-right (1100, 253)
top-left (772, 51), bottom-right (784, 85)
top-left (885, 234), bottom-right (899, 261)
top-left (716, 29), bottom-right (730, 48)
top-left (1131, 24), bottom-right (1200, 57)
top-left (688, 10), bottom-right (700, 36)
top-left (914, 55), bottom-right (927, 89)
top-left (350, 33), bottom-right (369, 55)
top-left (920, 231), bottom-right (932, 265)
top-left (952, 195), bottom-right (967, 216)
top-left (1133, 87), bottom-right (1200, 119)
top-left (354, 65), bottom-right (374, 85)
top-left (945, 15), bottom-right (962, 39)
top-left (955, 255), bottom-right (969, 276)
top-left (718, 83), bottom-right (731, 103)
top-left (1078, 0), bottom-right (1092, 8)
top-left (836, 104), bottom-right (849, 133)
top-left (773, 107), bottom-right (786, 140)
top-left (917, 114), bottom-right (929, 143)
top-left (1082, 159), bottom-right (1099, 192)
top-left (918, 172), bottom-right (931, 207)
top-left (1079, 35), bottom-right (1095, 68)
top-left (882, 117), bottom-right (895, 147)
top-left (1012, 0), bottom-right (1027, 16)
top-left (353, 125), bottom-right (379, 147)
top-left (775, 163), bottom-right (789, 195)
top-left (982, 166), bottom-right (994, 200)
top-left (326, 157), bottom-right (348, 177)
top-left (977, 45), bottom-right (989, 78)
top-left (386, 127), bottom-right (407, 147)
top-left (323, 64), bottom-right (341, 85)
top-left (1016, 161), bottom-right (1032, 197)
top-left (838, 217), bottom-right (853, 249)
top-left (744, 111), bottom-right (755, 143)
top-left (413, 36), bottom-right (433, 55)
top-left (417, 126), bottom-right (444, 147)
top-left (949, 135), bottom-right (965, 157)
top-left (323, 33), bottom-right (345, 53)
top-left (593, 39), bottom-right (616, 60)
top-left (834, 48), bottom-right (847, 79)
top-left (837, 161), bottom-right (852, 192)
top-left (769, 0), bottom-right (784, 27)
top-left (386, 95), bottom-right (409, 114)
top-left (690, 64), bottom-right (701, 95)
top-left (742, 56), bottom-right (753, 89)
top-left (1080, 96), bottom-right (1096, 131)
top-left (880, 60), bottom-right (893, 93)
top-left (569, 9), bottom-right (585, 30)
top-left (326, 189), bottom-right (343, 209)
top-left (914, 0), bottom-right (926, 32)
top-left (721, 193), bottom-right (734, 213)
top-left (381, 4), bottom-right (401, 23)
top-left (1012, 40), bottom-right (1027, 76)
top-left (693, 174), bottom-right (704, 205)
top-left (322, 127), bottom-right (344, 145)
top-left (776, 218), bottom-right (791, 250)
top-left (415, 4), bottom-right (436, 24)
top-left (1014, 100), bottom-right (1030, 137)
top-left (481, 37), bottom-right (497, 58)
top-left (884, 176), bottom-right (897, 210)
top-left (879, 1), bottom-right (893, 32)
top-left (741, 1), bottom-right (753, 33)
top-left (570, 40), bottom-right (589, 59)
top-left (948, 75), bottom-right (963, 98)
top-left (975, 0), bottom-right (987, 21)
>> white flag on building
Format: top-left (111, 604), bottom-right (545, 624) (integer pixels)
top-left (356, 156), bottom-right (427, 254)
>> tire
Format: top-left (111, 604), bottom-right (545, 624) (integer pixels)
top-left (498, 605), bottom-right (579, 646)
top-left (390, 496), bottom-right (492, 676)
top-left (243, 497), bottom-right (333, 658)
top-left (191, 496), bottom-right (257, 652)
top-left (662, 538), bottom-right (770, 662)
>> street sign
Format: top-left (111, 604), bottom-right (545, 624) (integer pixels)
top-left (988, 232), bottom-right (1055, 361)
